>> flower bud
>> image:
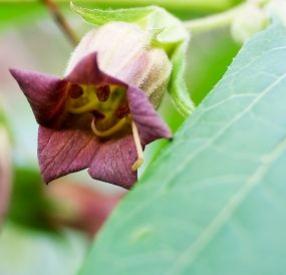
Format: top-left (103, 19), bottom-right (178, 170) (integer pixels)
top-left (266, 0), bottom-right (286, 26)
top-left (66, 22), bottom-right (172, 108)
top-left (231, 4), bottom-right (268, 44)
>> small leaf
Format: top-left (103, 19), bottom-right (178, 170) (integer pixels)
top-left (79, 21), bottom-right (286, 275)
top-left (70, 3), bottom-right (154, 24)
top-left (71, 2), bottom-right (194, 116)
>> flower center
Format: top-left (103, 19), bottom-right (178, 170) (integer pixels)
top-left (66, 83), bottom-right (130, 137)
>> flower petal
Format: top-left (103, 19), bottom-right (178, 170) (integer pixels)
top-left (38, 126), bottom-right (100, 183)
top-left (88, 135), bottom-right (137, 189)
top-left (66, 52), bottom-right (105, 85)
top-left (10, 69), bottom-right (68, 127)
top-left (66, 52), bottom-right (126, 87)
top-left (127, 86), bottom-right (172, 145)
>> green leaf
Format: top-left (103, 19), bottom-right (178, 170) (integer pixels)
top-left (80, 21), bottom-right (286, 275)
top-left (71, 3), bottom-right (194, 116)
top-left (70, 3), bottom-right (154, 24)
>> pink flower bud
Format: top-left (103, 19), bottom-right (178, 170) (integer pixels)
top-left (66, 22), bottom-right (172, 108)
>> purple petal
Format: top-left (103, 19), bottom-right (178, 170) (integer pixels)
top-left (38, 126), bottom-right (100, 183)
top-left (127, 86), bottom-right (172, 145)
top-left (88, 135), bottom-right (137, 189)
top-left (10, 69), bottom-right (68, 127)
top-left (66, 52), bottom-right (125, 87)
top-left (66, 52), bottom-right (105, 85)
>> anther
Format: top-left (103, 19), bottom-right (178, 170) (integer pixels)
top-left (96, 85), bottom-right (110, 102)
top-left (69, 84), bottom-right (83, 99)
top-left (116, 103), bottom-right (130, 118)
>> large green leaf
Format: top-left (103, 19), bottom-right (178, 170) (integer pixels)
top-left (80, 21), bottom-right (286, 275)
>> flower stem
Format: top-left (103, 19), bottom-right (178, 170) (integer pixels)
top-left (184, 0), bottom-right (270, 33)
top-left (84, 0), bottom-right (232, 12)
top-left (131, 121), bottom-right (144, 171)
top-left (42, 0), bottom-right (79, 46)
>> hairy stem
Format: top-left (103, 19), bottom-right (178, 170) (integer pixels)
top-left (42, 0), bottom-right (79, 46)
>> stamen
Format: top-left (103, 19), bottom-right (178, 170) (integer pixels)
top-left (96, 85), bottom-right (110, 102)
top-left (91, 116), bottom-right (130, 138)
top-left (131, 121), bottom-right (144, 171)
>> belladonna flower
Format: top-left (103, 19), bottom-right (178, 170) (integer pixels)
top-left (10, 22), bottom-right (172, 189)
